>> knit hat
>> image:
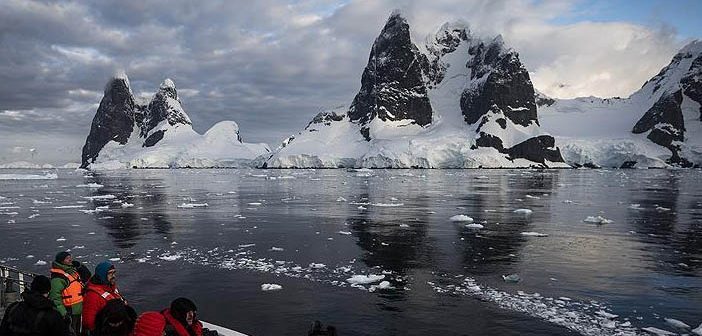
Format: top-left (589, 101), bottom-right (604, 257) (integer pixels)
top-left (55, 251), bottom-right (71, 264)
top-left (30, 275), bottom-right (51, 294)
top-left (132, 312), bottom-right (166, 336)
top-left (94, 261), bottom-right (115, 283)
top-left (170, 297), bottom-right (197, 325)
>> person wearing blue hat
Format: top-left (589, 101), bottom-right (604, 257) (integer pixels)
top-left (82, 261), bottom-right (128, 334)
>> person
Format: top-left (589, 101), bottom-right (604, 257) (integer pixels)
top-left (50, 251), bottom-right (85, 334)
top-left (131, 312), bottom-right (166, 336)
top-left (0, 275), bottom-right (71, 336)
top-left (82, 261), bottom-right (126, 334)
top-left (91, 299), bottom-right (136, 336)
top-left (162, 298), bottom-right (203, 336)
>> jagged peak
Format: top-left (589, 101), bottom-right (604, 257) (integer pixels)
top-left (104, 70), bottom-right (132, 95)
top-left (160, 78), bottom-right (176, 90)
top-left (388, 9), bottom-right (406, 21)
top-left (679, 39), bottom-right (702, 56)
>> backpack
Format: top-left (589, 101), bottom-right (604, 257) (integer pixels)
top-left (4, 302), bottom-right (47, 336)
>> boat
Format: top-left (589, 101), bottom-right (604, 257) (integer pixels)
top-left (0, 264), bottom-right (248, 336)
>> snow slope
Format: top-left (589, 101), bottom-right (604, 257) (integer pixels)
top-left (539, 40), bottom-right (702, 168)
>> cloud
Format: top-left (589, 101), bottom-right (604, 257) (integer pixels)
top-left (0, 0), bottom-right (692, 164)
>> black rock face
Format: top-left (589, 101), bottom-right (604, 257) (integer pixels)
top-left (507, 135), bottom-right (563, 164)
top-left (348, 13), bottom-right (433, 139)
top-left (681, 54), bottom-right (702, 120)
top-left (633, 90), bottom-right (684, 145)
top-left (81, 77), bottom-right (135, 168)
top-left (461, 38), bottom-right (538, 127)
top-left (141, 80), bottom-right (191, 139)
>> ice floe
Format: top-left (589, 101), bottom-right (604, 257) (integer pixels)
top-left (465, 223), bottom-right (484, 229)
top-left (450, 215), bottom-right (474, 222)
top-left (76, 183), bottom-right (104, 188)
top-left (0, 173), bottom-right (58, 180)
top-left (261, 284), bottom-right (283, 291)
top-left (177, 203), bottom-right (209, 208)
top-left (663, 318), bottom-right (690, 330)
top-left (83, 195), bottom-right (117, 201)
top-left (520, 232), bottom-right (548, 237)
top-left (641, 327), bottom-right (676, 335)
top-left (337, 231), bottom-right (352, 235)
top-left (34, 260), bottom-right (47, 266)
top-left (513, 209), bottom-right (533, 215)
top-left (347, 274), bottom-right (385, 285)
top-left (583, 216), bottom-right (613, 225)
top-left (371, 203), bottom-right (404, 207)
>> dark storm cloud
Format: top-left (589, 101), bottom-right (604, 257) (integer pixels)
top-left (0, 0), bottom-right (688, 165)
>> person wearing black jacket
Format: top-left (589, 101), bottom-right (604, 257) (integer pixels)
top-left (0, 275), bottom-right (71, 336)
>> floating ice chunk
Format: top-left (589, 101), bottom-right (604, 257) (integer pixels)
top-left (372, 203), bottom-right (404, 207)
top-left (347, 274), bottom-right (385, 285)
top-left (32, 200), bottom-right (51, 204)
top-left (664, 318), bottom-right (690, 330)
top-left (261, 284), bottom-right (283, 291)
top-left (177, 203), bottom-right (208, 208)
top-left (76, 183), bottom-right (103, 188)
top-left (502, 274), bottom-right (521, 282)
top-left (0, 173), bottom-right (57, 180)
top-left (26, 255), bottom-right (34, 259)
top-left (525, 195), bottom-right (540, 199)
top-left (399, 224), bottom-right (410, 228)
top-left (628, 203), bottom-right (643, 210)
top-left (562, 200), bottom-right (573, 204)
top-left (596, 310), bottom-right (618, 319)
top-left (270, 247), bottom-right (284, 251)
top-left (338, 231), bottom-right (352, 235)
top-left (583, 216), bottom-right (613, 224)
top-left (83, 195), bottom-right (116, 201)
top-left (655, 206), bottom-right (671, 212)
top-left (28, 214), bottom-right (40, 219)
top-left (159, 254), bottom-right (181, 261)
top-left (56, 237), bottom-right (67, 242)
top-left (357, 206), bottom-right (366, 210)
top-left (693, 323), bottom-right (702, 336)
top-left (336, 197), bottom-right (347, 202)
top-left (450, 215), bottom-right (474, 223)
top-left (54, 205), bottom-right (85, 209)
top-left (369, 280), bottom-right (393, 292)
top-left (641, 327), bottom-right (676, 335)
top-left (109, 257), bottom-right (120, 262)
top-left (521, 232), bottom-right (548, 237)
top-left (34, 260), bottom-right (47, 266)
top-left (238, 243), bottom-right (255, 248)
top-left (309, 263), bottom-right (326, 269)
top-left (247, 202), bottom-right (262, 206)
top-left (465, 223), bottom-right (484, 229)
top-left (121, 202), bottom-right (134, 208)
top-left (513, 209), bottom-right (533, 215)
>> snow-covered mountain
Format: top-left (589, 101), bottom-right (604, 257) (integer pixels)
top-left (80, 73), bottom-right (270, 169)
top-left (264, 12), bottom-right (566, 168)
top-left (538, 40), bottom-right (702, 168)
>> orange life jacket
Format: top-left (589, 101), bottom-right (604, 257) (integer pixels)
top-left (50, 268), bottom-right (84, 306)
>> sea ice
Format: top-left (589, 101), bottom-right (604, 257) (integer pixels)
top-left (270, 247), bottom-right (284, 251)
top-left (309, 263), bottom-right (326, 269)
top-left (261, 284), bottom-right (283, 291)
top-left (520, 232), bottom-right (548, 237)
top-left (56, 237), bottom-right (67, 242)
top-left (513, 209), bottom-right (533, 215)
top-left (177, 203), bottom-right (209, 208)
top-left (346, 274), bottom-right (385, 285)
top-left (338, 231), bottom-right (352, 235)
top-left (583, 216), bottom-right (613, 224)
top-left (76, 183), bottom-right (104, 188)
top-left (693, 323), bottom-right (702, 336)
top-left (465, 224), bottom-right (484, 229)
top-left (450, 215), bottom-right (474, 223)
top-left (502, 274), bottom-right (521, 282)
top-left (83, 195), bottom-right (116, 201)
top-left (34, 260), bottom-right (47, 266)
top-left (371, 203), bottom-right (404, 207)
top-left (664, 318), bottom-right (690, 330)
top-left (238, 243), bottom-right (255, 248)
top-left (0, 173), bottom-right (58, 180)
top-left (641, 327), bottom-right (676, 335)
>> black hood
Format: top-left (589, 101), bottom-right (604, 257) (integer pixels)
top-left (21, 290), bottom-right (53, 310)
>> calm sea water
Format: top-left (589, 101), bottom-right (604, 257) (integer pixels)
top-left (0, 168), bottom-right (700, 336)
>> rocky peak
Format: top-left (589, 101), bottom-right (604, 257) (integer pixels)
top-left (141, 78), bottom-right (192, 140)
top-left (348, 12), bottom-right (433, 140)
top-left (80, 74), bottom-right (136, 168)
top-left (460, 35), bottom-right (538, 128)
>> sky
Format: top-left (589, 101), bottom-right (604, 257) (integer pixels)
top-left (0, 0), bottom-right (700, 165)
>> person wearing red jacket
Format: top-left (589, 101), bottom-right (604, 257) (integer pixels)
top-left (131, 311), bottom-right (166, 336)
top-left (162, 298), bottom-right (203, 336)
top-left (82, 261), bottom-right (126, 334)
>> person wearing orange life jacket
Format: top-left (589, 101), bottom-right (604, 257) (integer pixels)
top-left (50, 251), bottom-right (86, 334)
top-left (82, 261), bottom-right (129, 334)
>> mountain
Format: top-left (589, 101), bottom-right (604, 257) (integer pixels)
top-left (264, 12), bottom-right (565, 168)
top-left (80, 74), bottom-right (269, 169)
top-left (538, 40), bottom-right (702, 168)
